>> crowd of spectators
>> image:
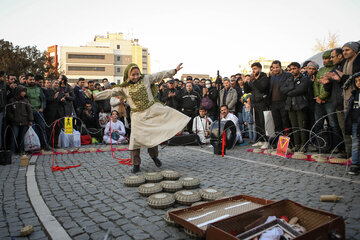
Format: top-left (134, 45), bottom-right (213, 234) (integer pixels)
top-left (0, 41), bottom-right (359, 175)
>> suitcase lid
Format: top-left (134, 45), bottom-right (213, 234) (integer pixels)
top-left (169, 194), bottom-right (274, 237)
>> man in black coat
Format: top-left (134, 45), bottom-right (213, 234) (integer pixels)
top-left (244, 62), bottom-right (270, 145)
top-left (178, 82), bottom-right (201, 133)
top-left (269, 61), bottom-right (293, 139)
top-left (161, 80), bottom-right (179, 110)
top-left (285, 62), bottom-right (310, 151)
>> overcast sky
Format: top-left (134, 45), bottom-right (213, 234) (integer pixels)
top-left (1, 0), bottom-right (360, 77)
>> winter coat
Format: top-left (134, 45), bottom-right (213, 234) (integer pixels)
top-left (26, 85), bottom-right (44, 111)
top-left (269, 71), bottom-right (293, 102)
top-left (73, 84), bottom-right (86, 111)
top-left (43, 88), bottom-right (65, 125)
top-left (0, 81), bottom-right (5, 113)
top-left (244, 72), bottom-right (270, 105)
top-left (59, 84), bottom-right (75, 116)
top-left (161, 87), bottom-right (179, 109)
top-left (313, 66), bottom-right (333, 101)
top-left (283, 74), bottom-right (310, 111)
top-left (345, 85), bottom-right (360, 136)
top-left (219, 87), bottom-right (238, 112)
top-left (7, 86), bottom-right (34, 126)
top-left (324, 59), bottom-right (346, 110)
top-left (178, 89), bottom-right (201, 112)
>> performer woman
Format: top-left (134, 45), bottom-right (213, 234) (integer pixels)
top-left (95, 63), bottom-right (190, 173)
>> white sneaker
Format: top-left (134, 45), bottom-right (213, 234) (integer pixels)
top-left (260, 142), bottom-right (269, 149)
top-left (252, 142), bottom-right (262, 147)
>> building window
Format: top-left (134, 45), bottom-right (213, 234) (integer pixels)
top-left (117, 45), bottom-right (120, 49)
top-left (117, 68), bottom-right (120, 73)
top-left (68, 54), bottom-right (105, 59)
top-left (117, 56), bottom-right (120, 61)
top-left (68, 66), bottom-right (105, 71)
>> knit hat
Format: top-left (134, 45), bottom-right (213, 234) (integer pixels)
top-left (322, 50), bottom-right (332, 59)
top-left (241, 93), bottom-right (252, 102)
top-left (342, 41), bottom-right (360, 53)
top-left (307, 61), bottom-right (319, 70)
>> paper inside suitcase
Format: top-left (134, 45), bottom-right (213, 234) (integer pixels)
top-left (207, 199), bottom-right (345, 240)
top-left (169, 195), bottom-right (274, 237)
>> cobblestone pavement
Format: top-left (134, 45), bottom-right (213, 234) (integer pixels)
top-left (1, 144), bottom-right (359, 240)
top-left (0, 156), bottom-right (48, 239)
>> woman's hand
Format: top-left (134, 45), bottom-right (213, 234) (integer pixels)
top-left (175, 63), bottom-right (183, 72)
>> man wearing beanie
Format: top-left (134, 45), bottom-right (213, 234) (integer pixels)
top-left (313, 50), bottom-right (342, 153)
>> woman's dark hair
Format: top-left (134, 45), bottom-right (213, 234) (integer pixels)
top-left (60, 75), bottom-right (68, 84)
top-left (111, 110), bottom-right (119, 117)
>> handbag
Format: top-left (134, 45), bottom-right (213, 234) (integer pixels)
top-left (201, 96), bottom-right (214, 110)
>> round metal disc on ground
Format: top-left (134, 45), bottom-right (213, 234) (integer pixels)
top-left (312, 154), bottom-right (328, 163)
top-left (161, 170), bottom-right (180, 180)
top-left (88, 148), bottom-right (98, 152)
top-left (124, 175), bottom-right (146, 187)
top-left (144, 172), bottom-right (163, 183)
top-left (179, 177), bottom-right (200, 189)
top-left (292, 152), bottom-right (307, 160)
top-left (163, 207), bottom-right (185, 226)
top-left (160, 181), bottom-right (183, 192)
top-left (253, 148), bottom-right (262, 153)
top-left (329, 158), bottom-right (348, 164)
top-left (199, 188), bottom-right (224, 201)
top-left (191, 201), bottom-right (208, 207)
top-left (138, 183), bottom-right (162, 197)
top-left (263, 149), bottom-right (272, 154)
top-left (184, 228), bottom-right (200, 238)
top-left (174, 190), bottom-right (201, 205)
top-left (147, 193), bottom-right (175, 209)
top-left (56, 149), bottom-right (68, 153)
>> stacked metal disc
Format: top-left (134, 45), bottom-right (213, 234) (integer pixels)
top-left (179, 177), bottom-right (200, 189)
top-left (144, 172), bottom-right (164, 183)
top-left (161, 170), bottom-right (180, 180)
top-left (124, 175), bottom-right (146, 187)
top-left (163, 207), bottom-right (184, 226)
top-left (199, 188), bottom-right (224, 201)
top-left (147, 193), bottom-right (175, 209)
top-left (174, 190), bottom-right (201, 205)
top-left (138, 183), bottom-right (162, 197)
top-left (160, 180), bottom-right (183, 193)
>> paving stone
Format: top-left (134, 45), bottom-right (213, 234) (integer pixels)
top-left (73, 233), bottom-right (90, 240)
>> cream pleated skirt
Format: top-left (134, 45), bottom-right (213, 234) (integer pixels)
top-left (129, 103), bottom-right (190, 150)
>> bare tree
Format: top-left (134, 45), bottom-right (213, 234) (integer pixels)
top-left (313, 32), bottom-right (340, 53)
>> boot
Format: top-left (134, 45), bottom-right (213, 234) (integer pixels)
top-left (131, 165), bottom-right (140, 173)
top-left (152, 157), bottom-right (162, 167)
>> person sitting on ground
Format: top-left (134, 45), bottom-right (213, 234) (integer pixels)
top-left (192, 107), bottom-right (213, 144)
top-left (103, 110), bottom-right (126, 144)
top-left (220, 104), bottom-right (243, 144)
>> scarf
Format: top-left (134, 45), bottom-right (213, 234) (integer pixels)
top-left (114, 63), bottom-right (160, 103)
top-left (343, 54), bottom-right (357, 75)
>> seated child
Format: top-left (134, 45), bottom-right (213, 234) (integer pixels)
top-left (103, 110), bottom-right (126, 144)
